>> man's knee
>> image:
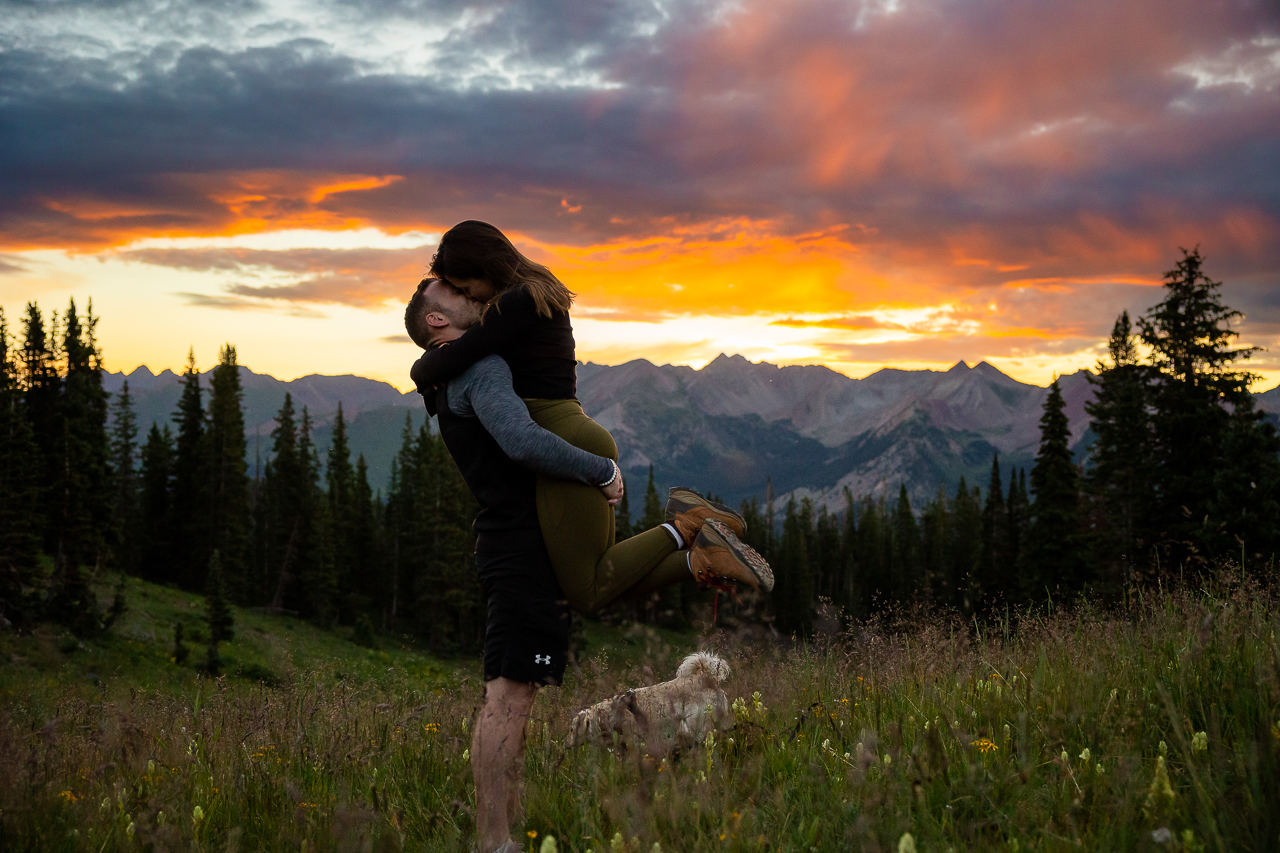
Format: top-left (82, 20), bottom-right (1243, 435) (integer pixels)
top-left (484, 677), bottom-right (539, 712)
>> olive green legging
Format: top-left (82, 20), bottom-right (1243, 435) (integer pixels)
top-left (524, 398), bottom-right (691, 614)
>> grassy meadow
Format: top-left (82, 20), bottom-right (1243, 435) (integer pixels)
top-left (2, 572), bottom-right (1279, 852)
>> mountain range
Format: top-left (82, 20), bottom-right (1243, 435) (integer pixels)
top-left (104, 357), bottom-right (1280, 507)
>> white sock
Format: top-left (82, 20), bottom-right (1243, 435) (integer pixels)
top-left (661, 522), bottom-right (685, 550)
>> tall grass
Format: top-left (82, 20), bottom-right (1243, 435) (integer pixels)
top-left (3, 573), bottom-right (1278, 852)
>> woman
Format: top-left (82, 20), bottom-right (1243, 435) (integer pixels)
top-left (410, 221), bottom-right (771, 612)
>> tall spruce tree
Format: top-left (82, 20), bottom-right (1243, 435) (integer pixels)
top-left (296, 406), bottom-right (336, 624)
top-left (138, 424), bottom-right (175, 582)
top-left (812, 504), bottom-right (843, 604)
top-left (47, 300), bottom-right (112, 631)
top-left (614, 488), bottom-right (633, 542)
top-left (1024, 380), bottom-right (1085, 594)
top-left (947, 479), bottom-right (982, 614)
top-left (1085, 311), bottom-right (1154, 579)
top-left (0, 309), bottom-right (42, 627)
top-left (889, 485), bottom-right (920, 602)
top-left (207, 345), bottom-right (250, 598)
top-left (109, 380), bottom-right (140, 576)
top-left (205, 549), bottom-right (235, 644)
top-left (138, 422), bottom-right (175, 581)
top-left (349, 454), bottom-right (382, 620)
top-left (838, 488), bottom-right (859, 614)
top-left (774, 495), bottom-right (813, 637)
top-left (919, 486), bottom-right (949, 608)
top-left (20, 303), bottom-right (60, 553)
top-left (1005, 468), bottom-right (1029, 600)
top-left (855, 494), bottom-right (889, 612)
top-left (640, 464), bottom-right (663, 531)
top-left (171, 349), bottom-right (208, 588)
top-left (978, 454), bottom-right (1008, 610)
top-left (1139, 248), bottom-right (1275, 567)
top-left (261, 393), bottom-right (303, 611)
top-left (326, 403), bottom-right (357, 621)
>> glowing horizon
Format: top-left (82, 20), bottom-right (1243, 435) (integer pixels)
top-left (3, 1), bottom-right (1278, 392)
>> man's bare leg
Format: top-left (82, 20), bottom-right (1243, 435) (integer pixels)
top-left (473, 676), bottom-right (539, 853)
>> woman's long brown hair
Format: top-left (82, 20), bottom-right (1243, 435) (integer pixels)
top-left (428, 220), bottom-right (574, 318)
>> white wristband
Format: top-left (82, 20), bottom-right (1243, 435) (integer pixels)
top-left (599, 460), bottom-right (620, 487)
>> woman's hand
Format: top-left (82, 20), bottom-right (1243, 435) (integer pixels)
top-left (600, 461), bottom-right (624, 506)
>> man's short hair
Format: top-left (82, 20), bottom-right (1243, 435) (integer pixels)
top-left (405, 277), bottom-right (446, 348)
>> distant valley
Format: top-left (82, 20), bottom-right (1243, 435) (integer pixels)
top-left (105, 357), bottom-right (1280, 507)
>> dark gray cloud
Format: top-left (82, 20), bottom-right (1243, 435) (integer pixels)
top-left (1, 0), bottom-right (1278, 316)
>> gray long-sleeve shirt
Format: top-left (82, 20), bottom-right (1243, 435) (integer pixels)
top-left (444, 355), bottom-right (615, 486)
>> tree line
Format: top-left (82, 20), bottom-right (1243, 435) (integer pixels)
top-left (0, 301), bottom-right (485, 653)
top-left (746, 249), bottom-right (1280, 636)
top-left (1, 249), bottom-right (1277, 647)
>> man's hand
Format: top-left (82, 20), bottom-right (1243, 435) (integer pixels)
top-left (600, 462), bottom-right (624, 505)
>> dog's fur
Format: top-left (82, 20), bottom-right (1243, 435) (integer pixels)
top-left (566, 651), bottom-right (731, 754)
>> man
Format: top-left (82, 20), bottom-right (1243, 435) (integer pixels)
top-left (408, 278), bottom-right (617, 853)
top-left (406, 278), bottom-right (771, 853)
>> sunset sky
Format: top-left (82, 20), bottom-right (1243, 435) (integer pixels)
top-left (2, 0), bottom-right (1278, 391)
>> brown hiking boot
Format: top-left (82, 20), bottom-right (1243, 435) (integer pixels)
top-left (689, 519), bottom-right (774, 593)
top-left (667, 486), bottom-right (747, 544)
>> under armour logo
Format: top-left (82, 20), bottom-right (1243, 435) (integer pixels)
top-left (534, 654), bottom-right (551, 665)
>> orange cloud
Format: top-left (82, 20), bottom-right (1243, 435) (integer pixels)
top-left (4, 171), bottom-right (407, 252)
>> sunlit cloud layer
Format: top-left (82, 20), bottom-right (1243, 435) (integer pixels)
top-left (2, 0), bottom-right (1278, 390)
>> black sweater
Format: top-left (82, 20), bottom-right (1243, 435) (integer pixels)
top-left (411, 287), bottom-right (577, 400)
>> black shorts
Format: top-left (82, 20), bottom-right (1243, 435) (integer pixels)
top-left (476, 543), bottom-right (570, 687)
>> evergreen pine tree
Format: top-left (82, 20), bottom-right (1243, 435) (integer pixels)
top-left (774, 495), bottom-right (813, 637)
top-left (855, 495), bottom-right (889, 613)
top-left (1139, 248), bottom-right (1275, 567)
top-left (1085, 311), bottom-right (1154, 580)
top-left (889, 484), bottom-right (920, 603)
top-left (640, 464), bottom-right (663, 531)
top-left (20, 303), bottom-right (60, 552)
top-left (207, 345), bottom-right (250, 598)
top-left (634, 464), bottom-right (672, 622)
top-left (1005, 468), bottom-right (1029, 601)
top-left (57, 299), bottom-right (112, 572)
top-left (204, 635), bottom-right (221, 676)
top-left (205, 550), bottom-right (235, 643)
top-left (1024, 380), bottom-right (1085, 594)
top-left (349, 454), bottom-right (382, 622)
top-left (614, 487), bottom-right (633, 542)
top-left (948, 478), bottom-right (982, 615)
top-left (109, 380), bottom-right (140, 576)
top-left (297, 406), bottom-right (337, 624)
top-left (46, 300), bottom-right (112, 632)
top-left (0, 309), bottom-right (43, 627)
top-left (812, 504), bottom-right (843, 604)
top-left (838, 488), bottom-right (859, 615)
top-left (403, 419), bottom-right (482, 652)
top-left (171, 349), bottom-right (208, 588)
top-left (262, 393), bottom-right (303, 611)
top-left (381, 413), bottom-right (415, 631)
top-left (918, 485), bottom-right (949, 607)
top-left (978, 454), bottom-right (1007, 610)
top-left (325, 403), bottom-right (357, 621)
top-left (138, 425), bottom-right (175, 582)
top-left (172, 622), bottom-right (189, 665)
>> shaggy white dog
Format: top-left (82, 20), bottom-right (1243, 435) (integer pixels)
top-left (566, 651), bottom-right (732, 754)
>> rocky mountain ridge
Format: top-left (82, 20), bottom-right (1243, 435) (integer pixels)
top-left (104, 357), bottom-right (1280, 506)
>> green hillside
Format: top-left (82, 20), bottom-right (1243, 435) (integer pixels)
top-left (0, 574), bottom-right (454, 706)
top-left (0, 572), bottom-right (697, 712)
